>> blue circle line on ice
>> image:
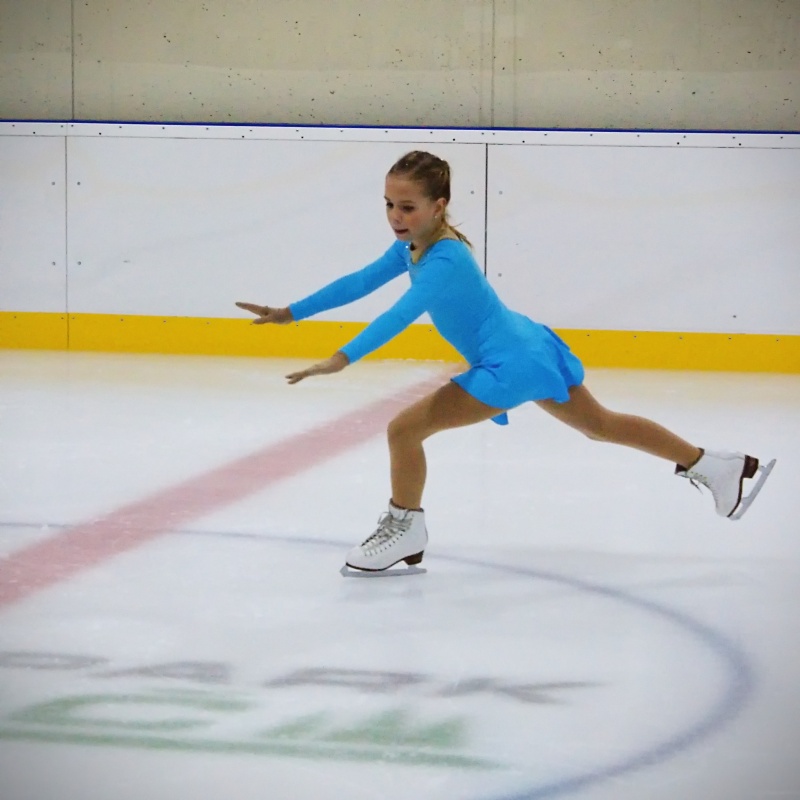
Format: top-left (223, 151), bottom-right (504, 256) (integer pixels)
top-left (0, 521), bottom-right (756, 797)
top-left (174, 526), bottom-right (757, 800)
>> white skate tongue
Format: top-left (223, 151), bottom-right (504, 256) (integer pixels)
top-left (389, 502), bottom-right (413, 519)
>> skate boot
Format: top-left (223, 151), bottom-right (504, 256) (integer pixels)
top-left (344, 501), bottom-right (428, 572)
top-left (675, 449), bottom-right (776, 520)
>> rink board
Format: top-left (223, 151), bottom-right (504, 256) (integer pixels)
top-left (1, 123), bottom-right (798, 370)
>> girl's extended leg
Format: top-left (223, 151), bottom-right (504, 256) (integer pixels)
top-left (387, 381), bottom-right (505, 509)
top-left (536, 384), bottom-right (702, 467)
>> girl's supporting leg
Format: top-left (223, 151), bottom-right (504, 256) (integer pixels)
top-left (536, 384), bottom-right (702, 467)
top-left (387, 381), bottom-right (505, 510)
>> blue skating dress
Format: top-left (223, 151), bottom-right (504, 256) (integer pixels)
top-left (289, 239), bottom-right (584, 425)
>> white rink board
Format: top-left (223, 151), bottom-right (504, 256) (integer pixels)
top-left (0, 135), bottom-right (66, 312)
top-left (66, 137), bottom-right (487, 320)
top-left (486, 144), bottom-right (800, 334)
top-left (2, 122), bottom-right (799, 333)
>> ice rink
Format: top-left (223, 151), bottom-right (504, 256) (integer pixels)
top-left (1, 350), bottom-right (798, 800)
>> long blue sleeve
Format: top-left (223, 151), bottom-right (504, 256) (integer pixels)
top-left (332, 239), bottom-right (509, 364)
top-left (339, 249), bottom-right (463, 363)
top-left (291, 237), bottom-right (525, 370)
top-left (286, 237), bottom-right (584, 424)
top-left (289, 242), bottom-right (407, 321)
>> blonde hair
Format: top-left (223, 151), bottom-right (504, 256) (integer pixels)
top-left (388, 151), bottom-right (472, 248)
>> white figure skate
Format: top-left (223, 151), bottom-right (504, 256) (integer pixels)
top-left (676, 449), bottom-right (776, 520)
top-left (343, 502), bottom-right (428, 574)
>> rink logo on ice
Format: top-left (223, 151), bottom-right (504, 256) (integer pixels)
top-left (3, 691), bottom-right (494, 770)
top-left (0, 653), bottom-right (597, 768)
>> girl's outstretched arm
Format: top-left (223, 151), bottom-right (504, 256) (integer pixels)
top-left (289, 244), bottom-right (407, 321)
top-left (235, 301), bottom-right (349, 383)
top-left (285, 351), bottom-right (350, 384)
top-left (235, 302), bottom-right (294, 324)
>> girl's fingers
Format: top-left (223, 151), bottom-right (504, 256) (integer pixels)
top-left (286, 356), bottom-right (345, 384)
top-left (236, 301), bottom-right (267, 316)
top-left (286, 364), bottom-right (324, 383)
top-left (236, 302), bottom-right (273, 324)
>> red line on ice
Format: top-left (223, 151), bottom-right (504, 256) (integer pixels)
top-left (0, 374), bottom-right (445, 607)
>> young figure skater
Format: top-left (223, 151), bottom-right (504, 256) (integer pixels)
top-left (237, 150), bottom-right (774, 572)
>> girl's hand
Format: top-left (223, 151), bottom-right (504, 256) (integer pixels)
top-left (286, 352), bottom-right (350, 384)
top-left (235, 302), bottom-right (294, 325)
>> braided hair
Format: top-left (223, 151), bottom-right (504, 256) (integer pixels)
top-left (388, 151), bottom-right (472, 248)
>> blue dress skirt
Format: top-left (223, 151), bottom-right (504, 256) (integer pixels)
top-left (451, 324), bottom-right (585, 425)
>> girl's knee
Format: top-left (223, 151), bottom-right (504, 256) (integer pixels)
top-left (388, 403), bottom-right (438, 445)
top-left (388, 409), bottom-right (422, 444)
top-left (387, 415), bottom-right (405, 443)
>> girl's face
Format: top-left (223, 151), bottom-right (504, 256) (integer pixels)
top-left (384, 175), bottom-right (446, 247)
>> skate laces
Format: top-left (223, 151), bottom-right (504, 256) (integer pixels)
top-left (360, 511), bottom-right (410, 548)
top-left (688, 474), bottom-right (707, 492)
top-left (687, 472), bottom-right (713, 498)
top-left (682, 469), bottom-right (718, 501)
top-left (676, 462), bottom-right (708, 491)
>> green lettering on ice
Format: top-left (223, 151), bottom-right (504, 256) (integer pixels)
top-left (1, 693), bottom-right (499, 770)
top-left (10, 691), bottom-right (252, 731)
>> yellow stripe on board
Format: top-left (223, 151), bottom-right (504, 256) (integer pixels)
top-left (1, 312), bottom-right (798, 373)
top-left (557, 329), bottom-right (800, 373)
top-left (0, 312), bottom-right (68, 350)
top-left (64, 313), bottom-right (462, 361)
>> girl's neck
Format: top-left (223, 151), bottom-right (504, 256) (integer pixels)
top-left (411, 224), bottom-right (457, 260)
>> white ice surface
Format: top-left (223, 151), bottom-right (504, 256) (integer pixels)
top-left (0, 351), bottom-right (798, 800)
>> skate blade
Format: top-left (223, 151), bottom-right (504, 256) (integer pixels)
top-left (729, 458), bottom-right (776, 520)
top-left (339, 564), bottom-right (427, 578)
